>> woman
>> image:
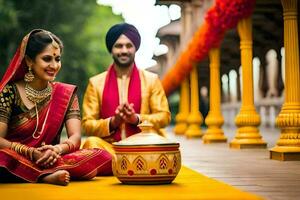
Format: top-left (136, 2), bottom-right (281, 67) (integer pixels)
top-left (0, 29), bottom-right (112, 186)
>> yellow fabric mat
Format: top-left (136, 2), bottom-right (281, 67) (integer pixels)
top-left (0, 166), bottom-right (263, 200)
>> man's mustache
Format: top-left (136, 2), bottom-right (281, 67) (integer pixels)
top-left (119, 53), bottom-right (130, 57)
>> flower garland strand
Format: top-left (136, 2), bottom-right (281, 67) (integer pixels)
top-left (162, 0), bottom-right (256, 95)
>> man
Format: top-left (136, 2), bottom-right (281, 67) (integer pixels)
top-left (82, 23), bottom-right (170, 151)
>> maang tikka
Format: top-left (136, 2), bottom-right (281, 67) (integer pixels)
top-left (24, 67), bottom-right (35, 82)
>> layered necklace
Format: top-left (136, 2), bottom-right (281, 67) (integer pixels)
top-left (25, 83), bottom-right (52, 139)
top-left (25, 83), bottom-right (52, 104)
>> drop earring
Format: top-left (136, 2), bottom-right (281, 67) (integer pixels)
top-left (24, 67), bottom-right (35, 82)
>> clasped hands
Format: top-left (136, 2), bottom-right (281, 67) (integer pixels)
top-left (110, 102), bottom-right (139, 130)
top-left (33, 144), bottom-right (62, 168)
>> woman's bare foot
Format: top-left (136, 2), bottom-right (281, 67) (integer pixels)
top-left (42, 170), bottom-right (70, 186)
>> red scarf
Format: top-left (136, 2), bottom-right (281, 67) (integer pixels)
top-left (101, 64), bottom-right (141, 141)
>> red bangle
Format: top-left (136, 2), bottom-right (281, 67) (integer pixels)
top-left (62, 140), bottom-right (76, 152)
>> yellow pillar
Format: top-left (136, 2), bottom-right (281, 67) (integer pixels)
top-left (203, 48), bottom-right (227, 143)
top-left (174, 2), bottom-right (192, 136)
top-left (174, 78), bottom-right (190, 135)
top-left (270, 0), bottom-right (300, 161)
top-left (185, 64), bottom-right (203, 138)
top-left (230, 17), bottom-right (267, 149)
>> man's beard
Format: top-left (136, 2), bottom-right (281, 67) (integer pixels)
top-left (112, 53), bottom-right (135, 68)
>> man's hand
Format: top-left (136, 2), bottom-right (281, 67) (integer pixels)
top-left (122, 103), bottom-right (139, 125)
top-left (110, 103), bottom-right (139, 132)
top-left (110, 104), bottom-right (125, 130)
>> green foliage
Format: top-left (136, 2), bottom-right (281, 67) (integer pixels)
top-left (83, 5), bottom-right (124, 77)
top-left (0, 0), bottom-right (18, 33)
top-left (0, 0), bottom-right (123, 102)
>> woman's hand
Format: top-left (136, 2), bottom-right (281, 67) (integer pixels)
top-left (35, 145), bottom-right (61, 168)
top-left (37, 145), bottom-right (61, 155)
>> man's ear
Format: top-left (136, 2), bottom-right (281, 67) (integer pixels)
top-left (24, 55), bottom-right (33, 68)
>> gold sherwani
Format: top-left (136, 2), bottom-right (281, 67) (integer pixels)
top-left (82, 69), bottom-right (171, 142)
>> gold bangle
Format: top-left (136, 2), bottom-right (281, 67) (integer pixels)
top-left (10, 142), bottom-right (17, 151)
top-left (10, 142), bottom-right (34, 160)
top-left (15, 143), bottom-right (22, 153)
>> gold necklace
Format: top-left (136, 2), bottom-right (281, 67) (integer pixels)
top-left (25, 83), bottom-right (52, 104)
top-left (32, 102), bottom-right (51, 139)
top-left (24, 83), bottom-right (52, 139)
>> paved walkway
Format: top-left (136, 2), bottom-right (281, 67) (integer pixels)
top-left (166, 126), bottom-right (300, 200)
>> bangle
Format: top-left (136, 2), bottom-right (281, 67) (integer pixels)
top-left (62, 140), bottom-right (76, 153)
top-left (10, 142), bottom-right (35, 161)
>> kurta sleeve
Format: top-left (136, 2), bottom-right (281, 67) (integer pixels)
top-left (82, 78), bottom-right (111, 138)
top-left (139, 75), bottom-right (171, 130)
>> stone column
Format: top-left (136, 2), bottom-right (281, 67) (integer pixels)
top-left (230, 17), bottom-right (267, 149)
top-left (270, 0), bottom-right (300, 161)
top-left (179, 3), bottom-right (186, 49)
top-left (281, 47), bottom-right (286, 84)
top-left (185, 64), bottom-right (203, 138)
top-left (266, 49), bottom-right (279, 97)
top-left (229, 70), bottom-right (238, 103)
top-left (222, 74), bottom-right (229, 102)
top-left (174, 78), bottom-right (190, 135)
top-left (253, 57), bottom-right (261, 102)
top-left (191, 0), bottom-right (204, 28)
top-left (182, 2), bottom-right (193, 44)
top-left (229, 70), bottom-right (238, 127)
top-left (203, 48), bottom-right (227, 143)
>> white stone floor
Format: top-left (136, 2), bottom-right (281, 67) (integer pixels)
top-left (166, 125), bottom-right (300, 200)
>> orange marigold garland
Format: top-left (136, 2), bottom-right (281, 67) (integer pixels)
top-left (162, 0), bottom-right (256, 96)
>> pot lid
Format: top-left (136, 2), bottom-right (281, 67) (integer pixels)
top-left (113, 121), bottom-right (179, 146)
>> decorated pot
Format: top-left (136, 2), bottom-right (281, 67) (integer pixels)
top-left (112, 121), bottom-right (181, 184)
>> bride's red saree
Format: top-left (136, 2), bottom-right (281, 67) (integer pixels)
top-left (0, 29), bottom-right (112, 182)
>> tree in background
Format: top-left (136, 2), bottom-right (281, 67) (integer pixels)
top-left (0, 0), bottom-right (123, 102)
